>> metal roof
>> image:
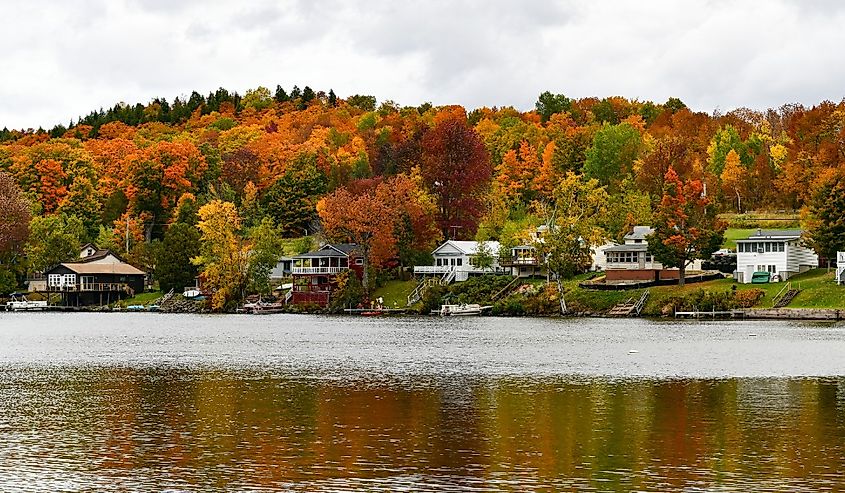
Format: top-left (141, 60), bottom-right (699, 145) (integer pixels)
top-left (51, 262), bottom-right (146, 275)
top-left (432, 240), bottom-right (501, 256)
top-left (293, 243), bottom-right (358, 259)
top-left (736, 229), bottom-right (803, 241)
top-left (604, 244), bottom-right (649, 253)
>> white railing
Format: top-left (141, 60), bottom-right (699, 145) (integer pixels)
top-left (291, 266), bottom-right (348, 275)
top-left (414, 265), bottom-right (453, 274)
top-left (413, 265), bottom-right (508, 275)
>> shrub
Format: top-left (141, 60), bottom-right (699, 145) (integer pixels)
top-left (734, 288), bottom-right (765, 308)
top-left (493, 297), bottom-right (525, 316)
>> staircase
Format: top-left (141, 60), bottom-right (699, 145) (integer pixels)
top-left (151, 288), bottom-right (175, 306)
top-left (772, 282), bottom-right (800, 308)
top-left (407, 268), bottom-right (457, 306)
top-left (491, 276), bottom-right (521, 302)
top-left (608, 290), bottom-right (650, 317)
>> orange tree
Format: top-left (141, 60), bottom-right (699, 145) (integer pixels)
top-left (647, 167), bottom-right (725, 286)
top-left (318, 173), bottom-right (439, 291)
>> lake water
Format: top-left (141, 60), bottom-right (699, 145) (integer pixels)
top-left (1, 313), bottom-right (844, 491)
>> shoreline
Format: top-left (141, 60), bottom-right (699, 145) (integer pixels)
top-left (5, 306), bottom-right (845, 321)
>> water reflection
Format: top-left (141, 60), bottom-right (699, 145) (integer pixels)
top-left (1, 368), bottom-right (844, 491)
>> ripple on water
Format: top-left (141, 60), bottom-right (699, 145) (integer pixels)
top-left (1, 314), bottom-right (845, 491)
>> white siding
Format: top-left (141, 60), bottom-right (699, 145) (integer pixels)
top-left (786, 241), bottom-right (818, 273)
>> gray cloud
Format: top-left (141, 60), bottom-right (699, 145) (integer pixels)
top-left (1, 0), bottom-right (844, 129)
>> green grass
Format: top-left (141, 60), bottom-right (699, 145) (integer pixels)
top-left (279, 237), bottom-right (316, 256)
top-left (719, 211), bottom-right (800, 229)
top-left (643, 269), bottom-right (843, 312)
top-left (562, 269), bottom-right (845, 315)
top-left (370, 279), bottom-right (418, 308)
top-left (722, 228), bottom-right (760, 249)
top-left (116, 290), bottom-right (163, 307)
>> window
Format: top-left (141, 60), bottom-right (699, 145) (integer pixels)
top-left (355, 258), bottom-right (364, 265)
top-left (765, 242), bottom-right (771, 252)
top-left (778, 242), bottom-right (785, 252)
top-left (768, 265), bottom-right (776, 273)
top-left (436, 258), bottom-right (442, 266)
top-left (457, 258), bottom-right (463, 266)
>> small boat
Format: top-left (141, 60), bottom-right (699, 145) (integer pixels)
top-left (242, 300), bottom-right (286, 314)
top-left (183, 289), bottom-right (202, 299)
top-left (5, 294), bottom-right (48, 312)
top-left (438, 303), bottom-right (486, 316)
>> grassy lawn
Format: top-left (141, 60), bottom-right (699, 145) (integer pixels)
top-left (722, 228), bottom-right (759, 249)
top-left (370, 279), bottom-right (418, 308)
top-left (719, 211), bottom-right (800, 229)
top-left (115, 290), bottom-right (163, 307)
top-left (644, 268), bottom-right (843, 311)
top-left (279, 236), bottom-right (316, 256)
top-left (562, 269), bottom-right (845, 314)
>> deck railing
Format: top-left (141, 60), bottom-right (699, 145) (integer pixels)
top-left (291, 266), bottom-right (348, 275)
top-left (498, 256), bottom-right (540, 267)
top-left (48, 283), bottom-right (131, 293)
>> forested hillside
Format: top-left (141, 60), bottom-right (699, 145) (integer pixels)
top-left (2, 85), bottom-right (845, 305)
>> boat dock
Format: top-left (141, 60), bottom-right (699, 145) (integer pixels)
top-left (674, 310), bottom-right (747, 319)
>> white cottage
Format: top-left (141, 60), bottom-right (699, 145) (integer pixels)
top-left (414, 240), bottom-right (508, 282)
top-left (735, 229), bottom-right (818, 283)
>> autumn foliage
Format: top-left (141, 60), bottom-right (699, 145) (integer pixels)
top-left (2, 85), bottom-right (845, 295)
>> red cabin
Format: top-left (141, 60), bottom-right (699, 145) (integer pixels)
top-left (290, 244), bottom-right (363, 307)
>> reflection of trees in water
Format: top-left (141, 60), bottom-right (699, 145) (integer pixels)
top-left (3, 370), bottom-right (845, 490)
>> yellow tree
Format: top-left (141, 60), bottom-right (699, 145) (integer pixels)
top-left (192, 200), bottom-right (249, 311)
top-left (720, 149), bottom-right (746, 212)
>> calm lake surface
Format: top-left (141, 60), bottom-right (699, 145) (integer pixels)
top-left (1, 313), bottom-right (845, 492)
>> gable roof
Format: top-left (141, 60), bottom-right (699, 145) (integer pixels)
top-left (48, 262), bottom-right (146, 276)
top-left (293, 243), bottom-right (358, 259)
top-left (432, 240), bottom-right (501, 256)
top-left (79, 249), bottom-right (124, 263)
top-left (624, 226), bottom-right (654, 241)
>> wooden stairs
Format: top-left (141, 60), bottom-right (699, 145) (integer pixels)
top-left (772, 282), bottom-right (801, 308)
top-left (772, 282), bottom-right (800, 308)
top-left (491, 276), bottom-right (521, 302)
top-left (607, 290), bottom-right (650, 317)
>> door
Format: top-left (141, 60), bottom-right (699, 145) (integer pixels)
top-left (81, 276), bottom-right (95, 290)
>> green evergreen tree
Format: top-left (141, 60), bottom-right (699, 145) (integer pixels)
top-left (155, 222), bottom-right (201, 293)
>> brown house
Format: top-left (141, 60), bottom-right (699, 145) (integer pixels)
top-left (290, 244), bottom-right (363, 307)
top-left (45, 262), bottom-right (146, 306)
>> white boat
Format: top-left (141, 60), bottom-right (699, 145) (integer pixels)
top-left (241, 300), bottom-right (286, 314)
top-left (5, 294), bottom-right (48, 312)
top-left (439, 303), bottom-right (486, 316)
top-left (183, 289), bottom-right (202, 299)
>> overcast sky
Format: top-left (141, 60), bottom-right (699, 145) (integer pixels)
top-left (2, 0), bottom-right (845, 129)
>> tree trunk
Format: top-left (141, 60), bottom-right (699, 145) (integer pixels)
top-left (556, 278), bottom-right (568, 315)
top-left (678, 263), bottom-right (686, 287)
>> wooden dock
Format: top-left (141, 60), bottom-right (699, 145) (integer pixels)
top-left (607, 290), bottom-right (650, 317)
top-left (674, 310), bottom-right (747, 319)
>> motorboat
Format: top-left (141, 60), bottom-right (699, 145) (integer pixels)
top-left (438, 303), bottom-right (487, 316)
top-left (5, 294), bottom-right (48, 312)
top-left (242, 300), bottom-right (286, 314)
top-left (183, 289), bottom-right (202, 299)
